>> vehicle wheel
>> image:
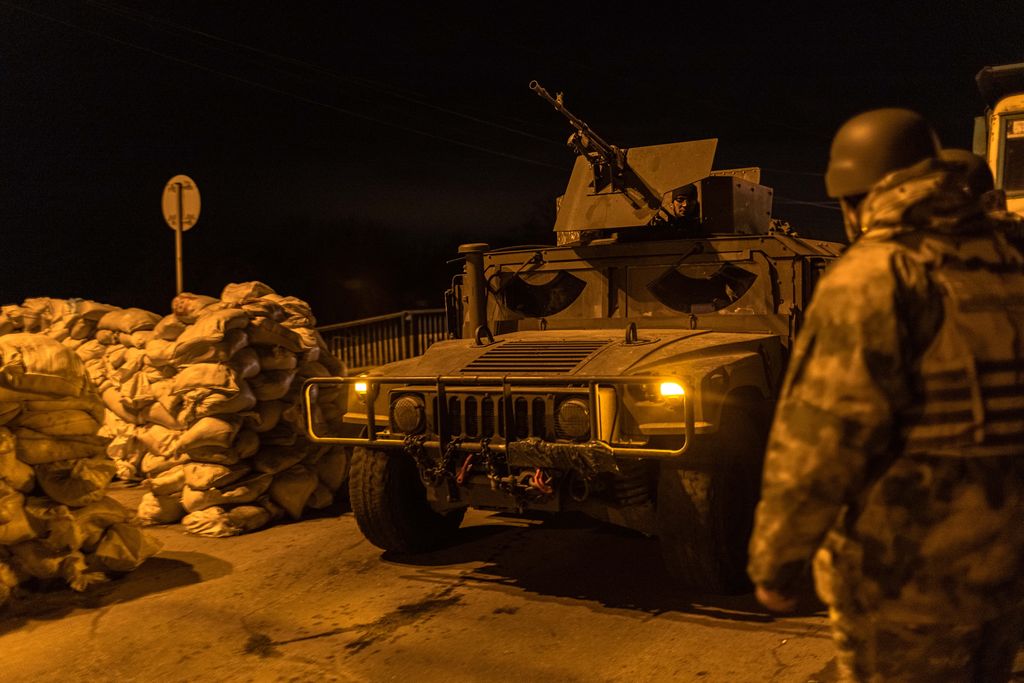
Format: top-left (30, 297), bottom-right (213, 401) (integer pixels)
top-left (656, 399), bottom-right (767, 594)
top-left (349, 447), bottom-right (466, 553)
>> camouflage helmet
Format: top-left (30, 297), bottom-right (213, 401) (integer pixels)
top-left (939, 148), bottom-right (995, 198)
top-left (824, 108), bottom-right (941, 198)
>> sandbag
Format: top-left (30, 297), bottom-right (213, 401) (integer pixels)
top-left (152, 314), bottom-right (187, 341)
top-left (0, 402), bottom-right (20, 426)
top-left (257, 346), bottom-right (297, 371)
top-left (0, 485), bottom-right (36, 544)
top-left (244, 400), bottom-right (285, 433)
top-left (264, 294), bottom-right (316, 329)
top-left (35, 456), bottom-right (117, 507)
top-left (252, 445), bottom-right (304, 475)
top-left (306, 483), bottom-right (334, 510)
top-left (144, 338), bottom-right (178, 368)
top-left (25, 395), bottom-right (105, 423)
top-left (221, 281), bottom-right (276, 304)
top-left (174, 309), bottom-right (250, 352)
top-left (0, 443), bottom-right (35, 493)
top-left (72, 497), bottom-right (130, 551)
top-left (140, 451), bottom-right (189, 476)
top-left (246, 317), bottom-right (303, 353)
top-left (97, 308), bottom-right (160, 333)
top-left (182, 505), bottom-right (271, 537)
top-left (74, 338), bottom-right (107, 362)
top-left (13, 409), bottom-right (101, 437)
top-left (172, 328), bottom-right (248, 365)
top-left (178, 380), bottom-right (256, 424)
top-left (227, 347), bottom-right (261, 379)
top-left (101, 386), bottom-right (144, 425)
top-left (14, 430), bottom-right (108, 465)
top-left (136, 491), bottom-right (184, 525)
top-left (268, 464), bottom-right (319, 520)
top-left (118, 330), bottom-right (154, 349)
top-left (92, 523), bottom-right (161, 572)
top-left (148, 464), bottom-right (187, 496)
top-left (241, 298), bottom-right (287, 322)
top-left (316, 447), bottom-right (350, 492)
top-left (8, 540), bottom-right (75, 580)
top-left (69, 317), bottom-right (97, 341)
top-left (183, 462), bottom-right (251, 490)
top-left (178, 416), bottom-right (242, 453)
top-left (23, 497), bottom-right (82, 551)
top-left (260, 423), bottom-right (298, 447)
top-left (249, 368), bottom-right (297, 401)
top-left (172, 363), bottom-right (240, 394)
top-left (186, 428), bottom-right (259, 464)
top-left (0, 333), bottom-right (88, 398)
top-left (140, 400), bottom-right (186, 431)
top-left (135, 423), bottom-right (182, 456)
top-left (180, 472), bottom-right (273, 512)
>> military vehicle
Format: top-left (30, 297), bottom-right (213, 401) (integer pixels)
top-left (304, 82), bottom-right (844, 593)
top-left (974, 62), bottom-right (1024, 218)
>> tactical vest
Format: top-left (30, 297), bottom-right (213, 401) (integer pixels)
top-left (901, 245), bottom-right (1024, 457)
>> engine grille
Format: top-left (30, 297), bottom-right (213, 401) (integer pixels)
top-left (434, 393), bottom-right (581, 441)
top-left (460, 340), bottom-right (607, 374)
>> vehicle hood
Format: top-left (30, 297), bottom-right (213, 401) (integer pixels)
top-left (368, 328), bottom-right (778, 378)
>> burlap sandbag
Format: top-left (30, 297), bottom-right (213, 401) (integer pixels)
top-left (0, 333), bottom-right (88, 398)
top-left (23, 497), bottom-right (82, 551)
top-left (13, 409), bottom-right (101, 437)
top-left (268, 464), bottom-right (319, 520)
top-left (0, 484), bottom-right (36, 544)
top-left (172, 328), bottom-right (248, 366)
top-left (148, 464), bottom-right (187, 496)
top-left (140, 400), bottom-right (186, 431)
top-left (72, 497), bottom-right (130, 551)
top-left (0, 428), bottom-right (33, 492)
top-left (14, 430), bottom-right (108, 465)
top-left (178, 416), bottom-right (241, 453)
top-left (181, 505), bottom-right (271, 538)
top-left (144, 337), bottom-right (178, 368)
top-left (25, 395), bottom-right (105, 423)
top-left (185, 428), bottom-right (259, 465)
top-left (152, 314), bottom-right (187, 341)
top-left (0, 402), bottom-right (20, 426)
top-left (74, 339), bottom-right (106, 362)
top-left (249, 368), bottom-right (297, 402)
top-left (316, 447), bottom-right (350, 492)
top-left (240, 298), bottom-right (287, 322)
top-left (221, 281), bottom-right (276, 304)
top-left (252, 445), bottom-right (304, 475)
top-left (246, 318), bottom-right (302, 352)
top-left (117, 330), bottom-right (154, 349)
top-left (180, 472), bottom-right (273, 512)
top-left (183, 462), bottom-right (251, 491)
top-left (174, 309), bottom-right (250, 353)
top-left (257, 346), bottom-right (297, 371)
top-left (178, 381), bottom-right (256, 424)
top-left (96, 308), bottom-right (160, 334)
top-left (306, 483), bottom-right (334, 510)
top-left (259, 423), bottom-right (298, 447)
top-left (140, 451), bottom-right (189, 476)
top-left (244, 400), bottom-right (285, 433)
top-left (136, 423), bottom-right (183, 457)
top-left (91, 523), bottom-right (161, 573)
top-left (227, 347), bottom-right (261, 379)
top-left (35, 456), bottom-right (117, 507)
top-left (136, 491), bottom-right (184, 525)
top-left (263, 294), bottom-right (316, 329)
top-left (101, 386), bottom-right (144, 425)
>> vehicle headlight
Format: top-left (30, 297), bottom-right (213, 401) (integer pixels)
top-left (391, 394), bottom-right (425, 434)
top-left (555, 398), bottom-right (590, 441)
top-left (659, 382), bottom-right (685, 397)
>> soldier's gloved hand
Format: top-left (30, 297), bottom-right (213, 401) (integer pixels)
top-left (755, 584), bottom-right (799, 613)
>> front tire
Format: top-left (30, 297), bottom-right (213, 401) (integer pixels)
top-left (656, 399), bottom-right (767, 594)
top-left (349, 447), bottom-right (465, 553)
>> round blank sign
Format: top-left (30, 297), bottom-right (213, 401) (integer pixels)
top-left (162, 174), bottom-right (200, 231)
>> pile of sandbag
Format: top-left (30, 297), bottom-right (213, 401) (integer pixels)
top-left (1, 284), bottom-right (349, 538)
top-left (0, 333), bottom-right (160, 604)
top-left (133, 282), bottom-right (348, 536)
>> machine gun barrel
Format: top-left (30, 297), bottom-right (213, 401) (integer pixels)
top-left (529, 80), bottom-right (624, 173)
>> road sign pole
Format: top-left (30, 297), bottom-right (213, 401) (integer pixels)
top-left (175, 182), bottom-right (184, 294)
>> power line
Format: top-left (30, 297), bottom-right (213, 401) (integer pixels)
top-left (85, 0), bottom-right (564, 148)
top-left (0, 1), bottom-right (567, 171)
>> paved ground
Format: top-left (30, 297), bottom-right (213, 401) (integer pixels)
top-left (0, 484), bottom-right (1015, 682)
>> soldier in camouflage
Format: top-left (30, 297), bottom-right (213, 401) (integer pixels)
top-left (747, 108), bottom-right (1024, 681)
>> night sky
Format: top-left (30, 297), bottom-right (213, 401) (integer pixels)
top-left (2, 2), bottom-right (1023, 324)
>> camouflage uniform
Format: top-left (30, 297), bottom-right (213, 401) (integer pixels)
top-left (748, 157), bottom-right (1024, 681)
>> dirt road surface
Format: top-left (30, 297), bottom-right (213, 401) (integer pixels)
top-left (0, 484), bottom-right (1007, 682)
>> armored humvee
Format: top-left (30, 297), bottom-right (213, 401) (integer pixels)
top-left (305, 83), bottom-right (843, 593)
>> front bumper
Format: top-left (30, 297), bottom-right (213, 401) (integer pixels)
top-left (303, 374), bottom-right (695, 460)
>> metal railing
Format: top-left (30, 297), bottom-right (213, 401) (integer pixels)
top-left (317, 309), bottom-right (448, 375)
